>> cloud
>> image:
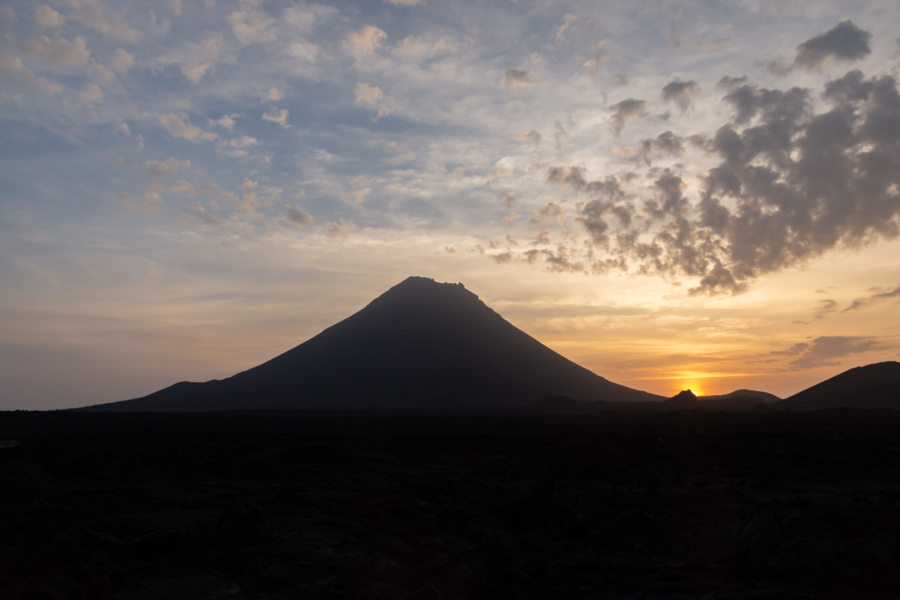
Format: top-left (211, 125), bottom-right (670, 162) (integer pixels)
top-left (631, 131), bottom-right (688, 165)
top-left (609, 98), bottom-right (648, 135)
top-left (497, 191), bottom-right (515, 208)
top-left (772, 336), bottom-right (884, 369)
top-left (813, 298), bottom-right (837, 320)
top-left (794, 20), bottom-right (871, 71)
top-left (354, 82), bottom-right (392, 119)
top-left (145, 158), bottom-right (190, 178)
top-left (158, 114), bottom-right (218, 142)
top-left (661, 79), bottom-right (701, 111)
top-left (35, 5), bottom-right (65, 28)
top-left (228, 2), bottom-right (275, 45)
top-left (115, 191), bottom-right (163, 212)
top-left (179, 34), bottom-right (221, 82)
top-left (843, 284), bottom-right (900, 312)
top-left (93, 59), bottom-right (116, 81)
top-left (143, 192), bottom-right (163, 209)
top-left (184, 204), bottom-right (225, 227)
top-left (169, 180), bottom-right (194, 195)
top-left (266, 87), bottom-right (283, 102)
top-left (181, 63), bottom-right (210, 82)
top-left (383, 0), bottom-right (425, 5)
top-left (224, 135), bottom-right (258, 149)
top-left (225, 178), bottom-right (268, 219)
top-left (503, 67), bottom-right (900, 295)
top-left (555, 13), bottom-right (578, 41)
top-left (323, 218), bottom-right (357, 237)
top-left (20, 35), bottom-right (90, 69)
top-left (392, 35), bottom-right (455, 61)
top-left (343, 25), bottom-right (386, 61)
top-left (539, 202), bottom-right (562, 219)
top-left (110, 48), bottom-right (133, 74)
top-left (262, 108), bottom-right (289, 128)
top-left (285, 205), bottom-right (314, 227)
top-left (583, 41), bottom-right (615, 75)
top-left (502, 68), bottom-right (536, 90)
top-left (63, 0), bottom-right (140, 42)
top-left (213, 114), bottom-right (237, 129)
top-left (78, 82), bottom-right (103, 103)
top-left (717, 75), bottom-right (747, 90)
top-left (0, 53), bottom-right (59, 92)
top-left (354, 82), bottom-right (383, 106)
top-left (516, 130), bottom-right (542, 145)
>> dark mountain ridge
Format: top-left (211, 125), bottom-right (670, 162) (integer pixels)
top-left (84, 276), bottom-right (663, 411)
top-left (775, 361), bottom-right (900, 411)
top-left (700, 389), bottom-right (781, 404)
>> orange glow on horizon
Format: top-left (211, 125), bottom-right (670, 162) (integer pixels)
top-left (679, 382), bottom-right (704, 397)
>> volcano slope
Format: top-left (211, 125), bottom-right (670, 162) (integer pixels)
top-left (84, 276), bottom-right (661, 412)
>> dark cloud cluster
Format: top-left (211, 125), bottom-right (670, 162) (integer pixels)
top-left (662, 67), bottom-right (898, 293)
top-left (630, 130), bottom-right (702, 166)
top-left (794, 20), bottom-right (871, 71)
top-left (661, 79), bottom-right (701, 112)
top-left (609, 98), bottom-right (648, 135)
top-left (493, 23), bottom-right (900, 295)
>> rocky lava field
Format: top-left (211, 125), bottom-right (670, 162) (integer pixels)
top-left (2, 409), bottom-right (900, 599)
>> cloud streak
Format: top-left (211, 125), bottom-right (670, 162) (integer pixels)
top-left (843, 284), bottom-right (900, 312)
top-left (772, 336), bottom-right (885, 369)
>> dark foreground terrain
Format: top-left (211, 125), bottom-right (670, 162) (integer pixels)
top-left (2, 410), bottom-right (900, 599)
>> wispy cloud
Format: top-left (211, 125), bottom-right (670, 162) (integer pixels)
top-left (771, 336), bottom-right (885, 369)
top-left (843, 284), bottom-right (900, 312)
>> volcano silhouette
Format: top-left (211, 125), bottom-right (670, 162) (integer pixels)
top-left (85, 277), bottom-right (663, 411)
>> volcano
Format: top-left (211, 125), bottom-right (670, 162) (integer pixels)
top-left (83, 277), bottom-right (663, 411)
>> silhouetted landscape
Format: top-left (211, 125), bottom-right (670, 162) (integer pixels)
top-left (3, 277), bottom-right (900, 598)
top-left (82, 277), bottom-right (663, 412)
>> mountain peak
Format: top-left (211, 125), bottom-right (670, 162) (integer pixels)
top-left (667, 389), bottom-right (699, 407)
top-left (82, 276), bottom-right (663, 411)
top-left (366, 276), bottom-right (481, 313)
top-left (390, 276), bottom-right (468, 294)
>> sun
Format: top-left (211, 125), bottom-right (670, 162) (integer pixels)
top-left (679, 379), bottom-right (704, 397)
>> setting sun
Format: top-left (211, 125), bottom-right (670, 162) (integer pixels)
top-left (680, 382), bottom-right (704, 398)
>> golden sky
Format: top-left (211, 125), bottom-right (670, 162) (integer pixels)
top-left (1, 1), bottom-right (898, 408)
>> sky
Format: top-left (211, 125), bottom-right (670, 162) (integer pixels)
top-left (1, 0), bottom-right (899, 409)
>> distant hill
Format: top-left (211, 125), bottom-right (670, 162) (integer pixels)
top-left (82, 277), bottom-right (663, 412)
top-left (776, 361), bottom-right (900, 411)
top-left (700, 389), bottom-right (781, 404)
top-left (526, 389), bottom-right (763, 415)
